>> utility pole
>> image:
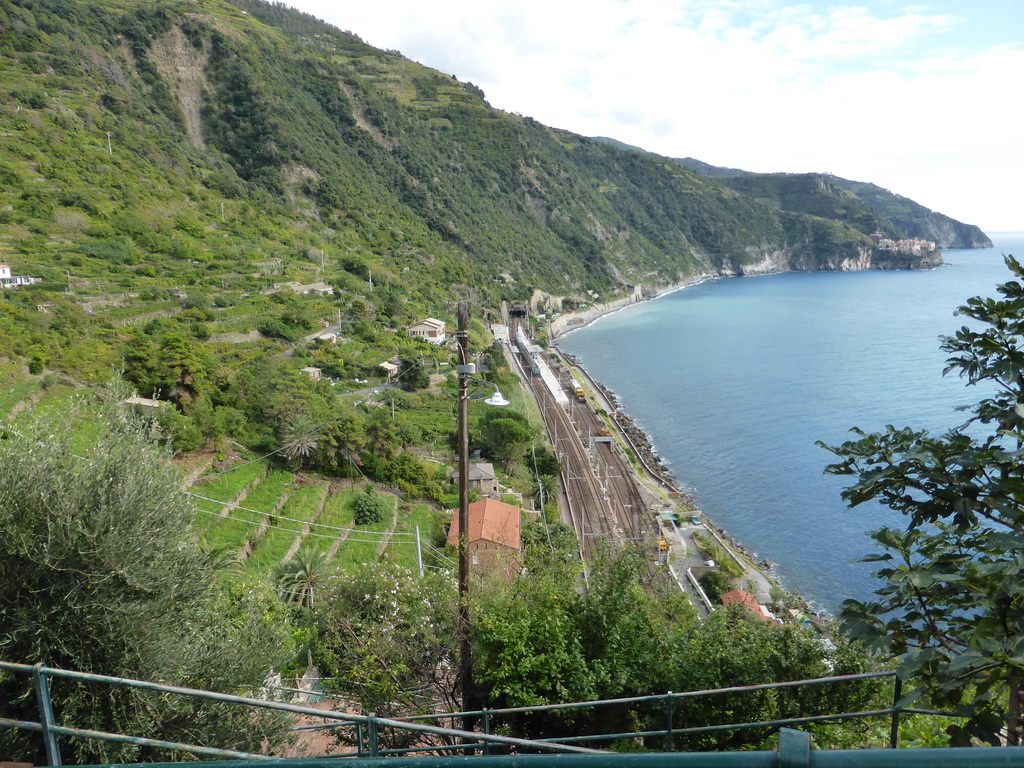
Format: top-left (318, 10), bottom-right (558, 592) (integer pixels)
top-left (456, 301), bottom-right (473, 722)
top-left (106, 131), bottom-right (112, 155)
top-left (415, 526), bottom-right (424, 579)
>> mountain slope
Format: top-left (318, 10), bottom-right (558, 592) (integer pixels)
top-left (0, 0), bottom-right (944, 322)
top-left (673, 159), bottom-right (990, 249)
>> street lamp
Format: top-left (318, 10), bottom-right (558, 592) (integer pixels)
top-left (455, 302), bottom-right (508, 721)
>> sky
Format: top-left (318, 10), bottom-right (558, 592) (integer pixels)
top-left (287, 0), bottom-right (1023, 233)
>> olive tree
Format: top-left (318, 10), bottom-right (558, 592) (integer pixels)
top-left (821, 256), bottom-right (1024, 745)
top-left (0, 398), bottom-right (292, 763)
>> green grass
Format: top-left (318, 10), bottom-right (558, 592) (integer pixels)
top-left (310, 488), bottom-right (358, 555)
top-left (189, 460), bottom-right (267, 530)
top-left (0, 377), bottom-right (37, 419)
top-left (331, 492), bottom-right (397, 568)
top-left (203, 469), bottom-right (294, 553)
top-left (384, 503), bottom-right (435, 570)
top-left (247, 482), bottom-right (326, 572)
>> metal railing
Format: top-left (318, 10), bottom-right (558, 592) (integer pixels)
top-left (0, 661), bottom-right (603, 766)
top-left (0, 661), bottom-right (986, 766)
top-left (377, 670), bottom-right (926, 752)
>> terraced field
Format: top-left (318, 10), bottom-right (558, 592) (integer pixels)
top-left (0, 376), bottom-right (37, 419)
top-left (189, 459), bottom-right (435, 575)
top-left (189, 461), bottom-right (268, 530)
top-left (247, 482), bottom-right (328, 570)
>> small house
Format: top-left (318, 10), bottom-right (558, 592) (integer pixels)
top-left (447, 498), bottom-right (521, 580)
top-left (301, 366), bottom-right (323, 381)
top-left (451, 462), bottom-right (499, 496)
top-left (406, 318), bottom-right (447, 345)
top-left (0, 264), bottom-right (39, 288)
top-left (378, 361), bottom-right (399, 379)
top-left (721, 589), bottom-right (778, 623)
top-left (125, 396), bottom-right (166, 412)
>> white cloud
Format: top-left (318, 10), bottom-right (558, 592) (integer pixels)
top-left (293, 0), bottom-right (1023, 230)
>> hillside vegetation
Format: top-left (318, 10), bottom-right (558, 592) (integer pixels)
top-left (672, 159), bottom-right (991, 249)
top-left (0, 0), bottom-right (961, 456)
top-left (0, 0), bottom-right (977, 752)
top-left (0, 0), bottom-right (954, 311)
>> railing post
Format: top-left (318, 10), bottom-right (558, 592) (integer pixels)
top-left (368, 712), bottom-right (378, 757)
top-left (32, 663), bottom-right (62, 767)
top-left (889, 676), bottom-right (903, 749)
top-left (665, 692), bottom-right (674, 752)
top-left (482, 708), bottom-right (491, 755)
top-left (356, 722), bottom-right (364, 758)
top-left (777, 728), bottom-right (811, 768)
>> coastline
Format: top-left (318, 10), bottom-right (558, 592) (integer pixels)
top-left (548, 276), bottom-right (713, 340)
top-left (549, 282), bottom-right (832, 626)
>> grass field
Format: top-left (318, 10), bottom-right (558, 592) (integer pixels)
top-left (203, 469), bottom-right (294, 553)
top-left (189, 461), bottom-right (267, 530)
top-left (330, 493), bottom-right (398, 569)
top-left (384, 503), bottom-right (437, 570)
top-left (0, 377), bottom-right (36, 419)
top-left (247, 482), bottom-right (327, 572)
top-left (311, 488), bottom-right (359, 556)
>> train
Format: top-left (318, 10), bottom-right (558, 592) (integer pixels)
top-left (515, 331), bottom-right (542, 375)
top-left (568, 377), bottom-right (586, 402)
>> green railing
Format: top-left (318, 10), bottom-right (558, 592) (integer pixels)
top-left (0, 661), bottom-right (602, 765)
top-left (1, 661), bottom-right (1011, 767)
top-left (387, 671), bottom-right (910, 752)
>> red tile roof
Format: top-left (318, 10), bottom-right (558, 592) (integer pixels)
top-left (721, 589), bottom-right (772, 621)
top-left (447, 498), bottom-right (521, 549)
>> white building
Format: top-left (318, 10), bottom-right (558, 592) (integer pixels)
top-left (406, 318), bottom-right (447, 345)
top-left (0, 264), bottom-right (39, 288)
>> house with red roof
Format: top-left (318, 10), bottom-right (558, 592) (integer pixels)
top-left (720, 589), bottom-right (778, 623)
top-left (447, 498), bottom-right (521, 580)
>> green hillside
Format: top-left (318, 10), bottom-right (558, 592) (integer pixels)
top-left (673, 159), bottom-right (991, 248)
top-left (0, 0), bottom-right (951, 456)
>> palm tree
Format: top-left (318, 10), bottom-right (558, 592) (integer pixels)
top-left (274, 548), bottom-right (330, 609)
top-left (532, 474), bottom-right (559, 509)
top-left (202, 544), bottom-right (244, 576)
top-left (281, 413), bottom-right (320, 465)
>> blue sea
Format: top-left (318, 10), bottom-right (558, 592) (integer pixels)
top-left (557, 232), bottom-right (1024, 613)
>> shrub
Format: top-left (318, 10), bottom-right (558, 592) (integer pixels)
top-left (699, 570), bottom-right (734, 603)
top-left (352, 486), bottom-right (390, 525)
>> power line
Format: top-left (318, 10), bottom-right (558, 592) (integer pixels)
top-left (194, 506), bottom-right (416, 545)
top-left (189, 493), bottom-right (418, 537)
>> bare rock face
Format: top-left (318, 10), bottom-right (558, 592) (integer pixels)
top-left (720, 243), bottom-right (943, 278)
top-left (150, 26), bottom-right (209, 150)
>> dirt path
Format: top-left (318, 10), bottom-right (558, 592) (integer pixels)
top-left (375, 499), bottom-right (400, 557)
top-left (4, 387), bottom-right (45, 421)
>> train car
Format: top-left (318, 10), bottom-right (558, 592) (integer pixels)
top-left (516, 331), bottom-right (542, 375)
top-left (568, 377), bottom-right (586, 402)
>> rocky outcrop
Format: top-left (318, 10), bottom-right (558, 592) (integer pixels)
top-left (890, 211), bottom-right (991, 249)
top-left (726, 243), bottom-right (942, 277)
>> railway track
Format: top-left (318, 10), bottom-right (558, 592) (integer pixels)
top-left (510, 319), bottom-right (651, 560)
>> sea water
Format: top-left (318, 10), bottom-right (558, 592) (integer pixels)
top-left (557, 233), bottom-right (1024, 613)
